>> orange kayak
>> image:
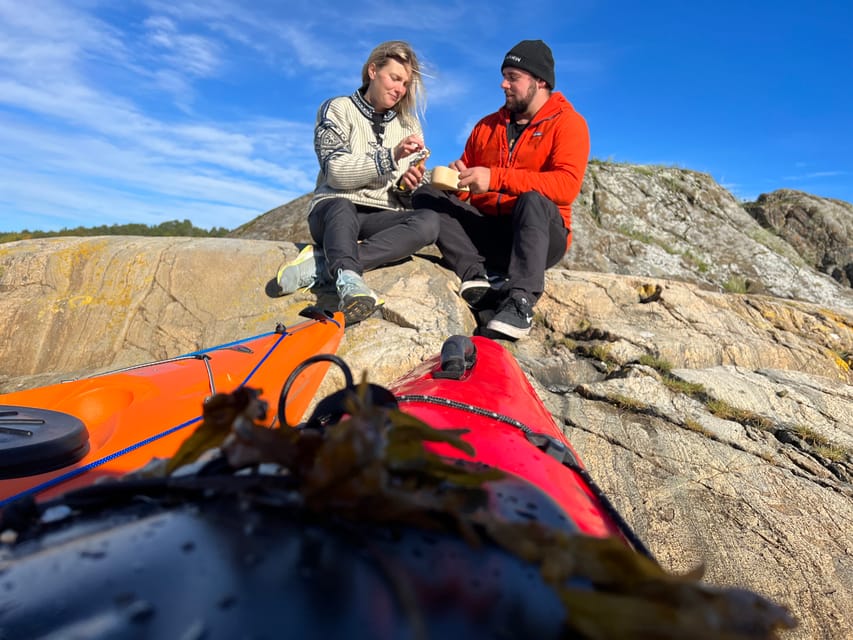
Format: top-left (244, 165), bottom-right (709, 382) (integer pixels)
top-left (0, 309), bottom-right (344, 505)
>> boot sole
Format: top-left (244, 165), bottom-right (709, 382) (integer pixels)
top-left (461, 286), bottom-right (502, 311)
top-left (485, 317), bottom-right (531, 340)
top-left (341, 296), bottom-right (378, 325)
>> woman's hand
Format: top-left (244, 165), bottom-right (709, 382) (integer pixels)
top-left (398, 162), bottom-right (426, 190)
top-left (394, 135), bottom-right (425, 162)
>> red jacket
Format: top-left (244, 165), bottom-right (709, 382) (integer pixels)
top-left (459, 92), bottom-right (589, 249)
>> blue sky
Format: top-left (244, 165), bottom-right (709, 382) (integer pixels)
top-left (1, 1), bottom-right (851, 232)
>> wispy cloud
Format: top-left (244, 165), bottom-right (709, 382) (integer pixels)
top-left (142, 15), bottom-right (223, 77)
top-left (782, 170), bottom-right (847, 180)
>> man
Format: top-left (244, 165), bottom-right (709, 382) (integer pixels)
top-left (412, 39), bottom-right (589, 339)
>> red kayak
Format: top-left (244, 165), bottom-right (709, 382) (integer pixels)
top-left (390, 334), bottom-right (645, 548)
top-left (0, 309), bottom-right (344, 506)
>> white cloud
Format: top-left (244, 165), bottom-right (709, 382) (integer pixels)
top-left (782, 170), bottom-right (847, 180)
top-left (142, 15), bottom-right (222, 77)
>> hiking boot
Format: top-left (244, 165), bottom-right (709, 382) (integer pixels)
top-left (336, 269), bottom-right (380, 325)
top-left (276, 245), bottom-right (327, 295)
top-left (486, 292), bottom-right (534, 339)
top-left (458, 278), bottom-right (492, 309)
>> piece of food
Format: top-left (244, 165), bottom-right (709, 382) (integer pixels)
top-left (431, 165), bottom-right (468, 191)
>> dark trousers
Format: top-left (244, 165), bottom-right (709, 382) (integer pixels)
top-left (308, 198), bottom-right (440, 277)
top-left (411, 186), bottom-right (567, 302)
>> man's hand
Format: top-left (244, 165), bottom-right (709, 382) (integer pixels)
top-left (449, 159), bottom-right (467, 172)
top-left (458, 166), bottom-right (491, 193)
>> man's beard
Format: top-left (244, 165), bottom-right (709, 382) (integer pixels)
top-left (505, 83), bottom-right (537, 114)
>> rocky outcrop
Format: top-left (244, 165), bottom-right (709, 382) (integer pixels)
top-left (744, 189), bottom-right (853, 288)
top-left (229, 193), bottom-right (313, 243)
top-left (569, 163), bottom-right (852, 311)
top-left (230, 163), bottom-right (853, 313)
top-left (2, 163), bottom-right (852, 639)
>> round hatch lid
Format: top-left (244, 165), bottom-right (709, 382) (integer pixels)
top-left (0, 405), bottom-right (90, 479)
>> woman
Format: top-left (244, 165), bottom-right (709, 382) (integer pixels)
top-left (276, 41), bottom-right (438, 325)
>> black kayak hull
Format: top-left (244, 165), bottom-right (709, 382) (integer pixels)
top-left (0, 476), bottom-right (569, 640)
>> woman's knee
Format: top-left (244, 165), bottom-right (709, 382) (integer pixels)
top-left (318, 197), bottom-right (357, 221)
top-left (310, 198), bottom-right (360, 246)
top-left (411, 209), bottom-right (441, 244)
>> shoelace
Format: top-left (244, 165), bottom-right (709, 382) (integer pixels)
top-left (506, 296), bottom-right (532, 320)
top-left (296, 253), bottom-right (328, 290)
top-left (337, 274), bottom-right (372, 299)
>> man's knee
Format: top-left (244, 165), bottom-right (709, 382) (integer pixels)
top-left (513, 191), bottom-right (560, 227)
top-left (514, 190), bottom-right (554, 212)
top-left (412, 184), bottom-right (447, 209)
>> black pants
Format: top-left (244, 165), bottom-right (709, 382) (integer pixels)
top-left (411, 186), bottom-right (567, 303)
top-left (308, 198), bottom-right (440, 277)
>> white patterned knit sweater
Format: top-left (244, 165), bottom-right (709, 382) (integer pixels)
top-left (309, 89), bottom-right (423, 212)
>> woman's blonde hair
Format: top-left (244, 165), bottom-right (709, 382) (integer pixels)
top-left (361, 40), bottom-right (425, 123)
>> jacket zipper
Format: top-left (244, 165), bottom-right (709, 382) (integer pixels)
top-left (493, 105), bottom-right (561, 213)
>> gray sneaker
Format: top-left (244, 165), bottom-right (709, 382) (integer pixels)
top-left (276, 245), bottom-right (327, 295)
top-left (336, 269), bottom-right (380, 325)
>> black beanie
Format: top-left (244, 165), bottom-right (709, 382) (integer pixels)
top-left (501, 39), bottom-right (555, 89)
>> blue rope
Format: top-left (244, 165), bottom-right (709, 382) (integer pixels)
top-left (0, 330), bottom-right (290, 509)
top-left (238, 331), bottom-right (287, 388)
top-left (182, 331), bottom-right (276, 357)
top-left (0, 415), bottom-right (203, 508)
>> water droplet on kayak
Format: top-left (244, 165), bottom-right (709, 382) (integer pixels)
top-left (0, 530), bottom-right (18, 545)
top-left (40, 505), bottom-right (72, 524)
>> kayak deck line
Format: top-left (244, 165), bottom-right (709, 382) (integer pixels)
top-left (0, 415), bottom-right (205, 509)
top-left (47, 311), bottom-right (342, 386)
top-left (397, 393), bottom-right (536, 434)
top-left (396, 391), bottom-right (654, 561)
